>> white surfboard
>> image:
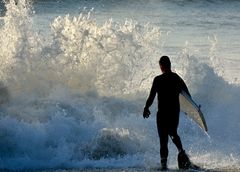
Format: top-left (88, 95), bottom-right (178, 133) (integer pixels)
top-left (179, 91), bottom-right (208, 132)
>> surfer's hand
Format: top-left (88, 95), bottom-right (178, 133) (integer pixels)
top-left (143, 108), bottom-right (150, 118)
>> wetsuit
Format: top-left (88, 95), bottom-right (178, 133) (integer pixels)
top-left (144, 71), bottom-right (190, 161)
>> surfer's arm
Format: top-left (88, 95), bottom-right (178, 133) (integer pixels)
top-left (143, 79), bottom-right (157, 118)
top-left (144, 78), bottom-right (157, 109)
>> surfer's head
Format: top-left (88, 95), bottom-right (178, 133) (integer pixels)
top-left (159, 56), bottom-right (171, 72)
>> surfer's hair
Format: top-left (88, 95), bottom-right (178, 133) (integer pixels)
top-left (159, 56), bottom-right (171, 69)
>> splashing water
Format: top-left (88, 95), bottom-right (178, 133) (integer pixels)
top-left (0, 0), bottom-right (240, 171)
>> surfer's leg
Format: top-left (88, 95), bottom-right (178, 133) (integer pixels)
top-left (168, 130), bottom-right (192, 169)
top-left (157, 116), bottom-right (169, 169)
top-left (169, 132), bottom-right (191, 169)
top-left (169, 129), bottom-right (183, 152)
top-left (159, 130), bottom-right (168, 170)
top-left (159, 131), bottom-right (168, 160)
top-left (169, 132), bottom-right (183, 152)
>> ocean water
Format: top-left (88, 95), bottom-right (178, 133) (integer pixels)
top-left (0, 0), bottom-right (240, 171)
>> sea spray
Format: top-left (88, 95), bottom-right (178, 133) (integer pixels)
top-left (50, 14), bottom-right (162, 97)
top-left (175, 44), bottom-right (240, 169)
top-left (0, 0), bottom-right (161, 170)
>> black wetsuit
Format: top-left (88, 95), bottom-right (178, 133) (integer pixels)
top-left (145, 71), bottom-right (190, 160)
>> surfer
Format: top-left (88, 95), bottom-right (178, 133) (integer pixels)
top-left (143, 56), bottom-right (192, 170)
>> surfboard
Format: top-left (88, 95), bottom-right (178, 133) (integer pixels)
top-left (179, 91), bottom-right (208, 132)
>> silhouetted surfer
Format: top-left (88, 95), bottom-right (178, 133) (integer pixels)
top-left (143, 56), bottom-right (193, 170)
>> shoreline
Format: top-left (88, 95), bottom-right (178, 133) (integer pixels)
top-left (6, 167), bottom-right (240, 172)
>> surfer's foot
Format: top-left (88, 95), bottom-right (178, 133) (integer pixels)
top-left (189, 163), bottom-right (201, 170)
top-left (160, 166), bottom-right (168, 171)
top-left (178, 150), bottom-right (191, 170)
top-left (161, 158), bottom-right (168, 171)
top-left (160, 164), bottom-right (168, 171)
